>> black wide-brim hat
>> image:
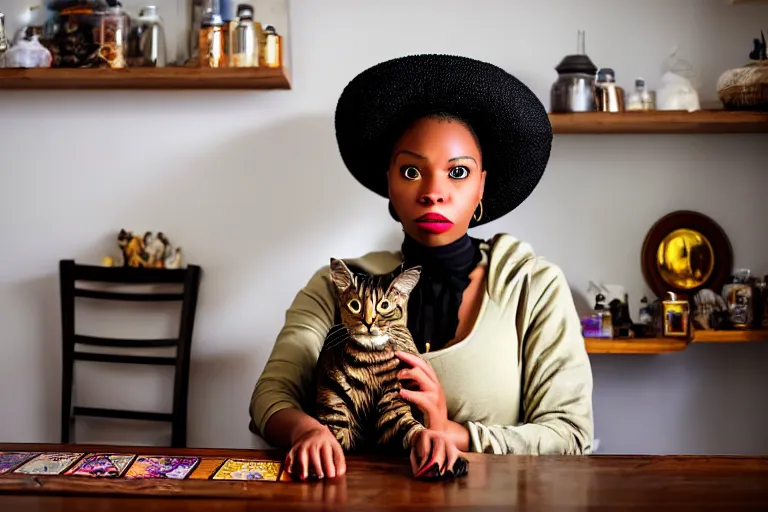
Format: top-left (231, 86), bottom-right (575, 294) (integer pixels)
top-left (334, 54), bottom-right (553, 227)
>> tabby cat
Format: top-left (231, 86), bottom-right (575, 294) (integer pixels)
top-left (314, 258), bottom-right (426, 453)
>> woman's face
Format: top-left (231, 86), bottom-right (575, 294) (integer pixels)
top-left (387, 117), bottom-right (486, 247)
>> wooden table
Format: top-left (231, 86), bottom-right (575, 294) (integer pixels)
top-left (0, 443), bottom-right (767, 510)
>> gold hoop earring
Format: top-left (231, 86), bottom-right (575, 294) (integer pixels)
top-left (473, 200), bottom-right (483, 222)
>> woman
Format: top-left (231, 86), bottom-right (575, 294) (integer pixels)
top-left (249, 55), bottom-right (594, 480)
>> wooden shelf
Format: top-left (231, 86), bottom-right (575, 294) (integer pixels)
top-left (691, 329), bottom-right (768, 343)
top-left (586, 329), bottom-right (768, 354)
top-left (0, 66), bottom-right (291, 90)
top-left (586, 337), bottom-right (689, 354)
top-left (550, 110), bottom-right (768, 135)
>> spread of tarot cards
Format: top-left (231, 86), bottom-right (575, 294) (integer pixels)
top-left (0, 450), bottom-right (291, 494)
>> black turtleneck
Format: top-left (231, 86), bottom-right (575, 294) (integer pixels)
top-left (400, 233), bottom-right (482, 353)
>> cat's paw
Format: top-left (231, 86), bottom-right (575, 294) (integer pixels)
top-left (329, 425), bottom-right (355, 451)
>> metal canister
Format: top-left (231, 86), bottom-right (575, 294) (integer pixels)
top-left (127, 6), bottom-right (167, 67)
top-left (229, 4), bottom-right (257, 67)
top-left (198, 7), bottom-right (224, 67)
top-left (262, 24), bottom-right (282, 68)
top-left (594, 68), bottom-right (625, 112)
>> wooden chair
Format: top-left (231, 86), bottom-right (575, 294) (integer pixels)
top-left (58, 260), bottom-right (202, 448)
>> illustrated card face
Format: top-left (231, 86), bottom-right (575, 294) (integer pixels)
top-left (211, 458), bottom-right (282, 481)
top-left (64, 453), bottom-right (136, 478)
top-left (0, 452), bottom-right (39, 474)
top-left (13, 452), bottom-right (83, 475)
top-left (124, 456), bottom-right (199, 479)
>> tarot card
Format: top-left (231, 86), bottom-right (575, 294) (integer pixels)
top-left (124, 456), bottom-right (200, 480)
top-left (13, 452), bottom-right (84, 475)
top-left (0, 452), bottom-right (38, 475)
top-left (211, 458), bottom-right (282, 481)
top-left (64, 453), bottom-right (136, 478)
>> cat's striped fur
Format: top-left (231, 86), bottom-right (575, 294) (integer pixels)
top-left (314, 258), bottom-right (425, 453)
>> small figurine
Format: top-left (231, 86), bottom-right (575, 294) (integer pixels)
top-left (608, 294), bottom-right (634, 338)
top-left (749, 30), bottom-right (767, 61)
top-left (638, 297), bottom-right (652, 325)
top-left (165, 247), bottom-right (183, 269)
top-left (144, 231), bottom-right (167, 268)
top-left (693, 289), bottom-right (729, 330)
top-left (118, 230), bottom-right (150, 268)
top-left (106, 229), bottom-right (184, 269)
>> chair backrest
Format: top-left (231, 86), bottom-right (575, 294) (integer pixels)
top-left (59, 260), bottom-right (202, 448)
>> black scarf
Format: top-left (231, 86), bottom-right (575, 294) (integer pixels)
top-left (400, 233), bottom-right (482, 353)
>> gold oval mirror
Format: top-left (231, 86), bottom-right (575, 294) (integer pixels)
top-left (641, 211), bottom-right (733, 298)
top-left (656, 228), bottom-right (715, 290)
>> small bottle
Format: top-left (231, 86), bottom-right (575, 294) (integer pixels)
top-left (627, 78), bottom-right (656, 111)
top-left (261, 24), bottom-right (282, 68)
top-left (229, 4), bottom-right (257, 67)
top-left (199, 0), bottom-right (225, 68)
top-left (594, 293), bottom-right (613, 338)
top-left (594, 68), bottom-right (625, 112)
top-left (220, 0), bottom-right (235, 67)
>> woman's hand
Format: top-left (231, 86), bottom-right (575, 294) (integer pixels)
top-left (395, 351), bottom-right (448, 431)
top-left (285, 425), bottom-right (346, 481)
top-left (409, 428), bottom-right (461, 477)
top-left (395, 351), bottom-right (471, 451)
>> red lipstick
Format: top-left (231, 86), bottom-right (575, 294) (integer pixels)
top-left (415, 212), bottom-right (454, 234)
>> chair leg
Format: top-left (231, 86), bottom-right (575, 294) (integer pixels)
top-left (60, 357), bottom-right (73, 444)
top-left (59, 259), bottom-right (76, 445)
top-left (171, 421), bottom-right (187, 449)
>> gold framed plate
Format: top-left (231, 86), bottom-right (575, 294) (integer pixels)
top-left (641, 210), bottom-right (733, 298)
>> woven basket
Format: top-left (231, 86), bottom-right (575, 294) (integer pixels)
top-left (717, 61), bottom-right (768, 110)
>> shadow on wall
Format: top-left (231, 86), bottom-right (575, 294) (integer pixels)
top-left (5, 235), bottom-right (114, 443)
top-left (114, 114), bottom-right (387, 448)
top-left (589, 342), bottom-right (768, 455)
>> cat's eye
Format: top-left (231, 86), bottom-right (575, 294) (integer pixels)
top-left (377, 299), bottom-right (394, 314)
top-left (401, 166), bottom-right (421, 180)
top-left (347, 299), bottom-right (361, 314)
top-left (449, 166), bottom-right (469, 179)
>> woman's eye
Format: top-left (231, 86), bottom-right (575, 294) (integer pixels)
top-left (401, 166), bottom-right (421, 180)
top-left (347, 299), bottom-right (361, 313)
top-left (449, 166), bottom-right (469, 179)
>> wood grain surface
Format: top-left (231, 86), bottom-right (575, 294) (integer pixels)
top-left (549, 110), bottom-right (768, 134)
top-left (1, 443), bottom-right (767, 510)
top-left (0, 66), bottom-right (291, 90)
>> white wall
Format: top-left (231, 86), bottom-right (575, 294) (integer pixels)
top-left (1, 0), bottom-right (767, 454)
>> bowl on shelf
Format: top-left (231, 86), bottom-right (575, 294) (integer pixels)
top-left (717, 61), bottom-right (768, 111)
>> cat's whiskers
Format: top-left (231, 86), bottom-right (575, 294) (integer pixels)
top-left (323, 327), bottom-right (352, 351)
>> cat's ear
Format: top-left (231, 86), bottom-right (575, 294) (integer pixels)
top-left (389, 265), bottom-right (421, 297)
top-left (330, 258), bottom-right (355, 291)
